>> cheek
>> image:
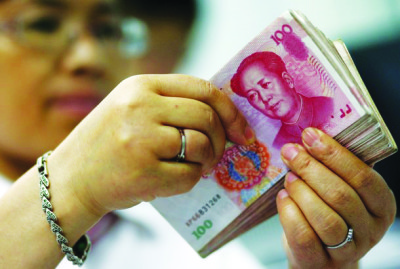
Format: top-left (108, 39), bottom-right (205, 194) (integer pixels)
top-left (0, 90), bottom-right (43, 158)
top-left (249, 99), bottom-right (264, 111)
top-left (123, 22), bottom-right (188, 75)
top-left (282, 94), bottom-right (296, 110)
top-left (0, 49), bottom-right (57, 154)
top-left (0, 48), bottom-right (52, 95)
top-left (250, 99), bottom-right (276, 118)
top-left (279, 102), bottom-right (291, 115)
top-left (0, 66), bottom-right (47, 125)
top-left (0, 76), bottom-right (43, 131)
top-left (107, 57), bottom-right (134, 83)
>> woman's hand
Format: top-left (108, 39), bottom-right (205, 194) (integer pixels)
top-left (276, 127), bottom-right (396, 269)
top-left (47, 74), bottom-right (254, 218)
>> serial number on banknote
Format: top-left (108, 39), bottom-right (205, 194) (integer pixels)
top-left (185, 194), bottom-right (221, 227)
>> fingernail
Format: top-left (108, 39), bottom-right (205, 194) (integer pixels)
top-left (303, 128), bottom-right (322, 148)
top-left (281, 144), bottom-right (299, 161)
top-left (244, 125), bottom-right (256, 144)
top-left (286, 172), bottom-right (298, 183)
top-left (278, 189), bottom-right (289, 199)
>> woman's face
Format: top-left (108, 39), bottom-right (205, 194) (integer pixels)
top-left (0, 0), bottom-right (130, 173)
top-left (240, 62), bottom-right (299, 122)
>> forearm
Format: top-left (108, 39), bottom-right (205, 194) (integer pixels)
top-left (0, 165), bottom-right (101, 268)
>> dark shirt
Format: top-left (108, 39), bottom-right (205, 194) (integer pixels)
top-left (272, 95), bottom-right (334, 148)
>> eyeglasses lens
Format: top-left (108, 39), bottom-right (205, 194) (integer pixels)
top-left (15, 14), bottom-right (148, 58)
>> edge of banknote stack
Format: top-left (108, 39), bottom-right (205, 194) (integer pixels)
top-left (290, 10), bottom-right (397, 164)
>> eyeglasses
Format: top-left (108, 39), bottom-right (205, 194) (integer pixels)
top-left (0, 13), bottom-right (149, 58)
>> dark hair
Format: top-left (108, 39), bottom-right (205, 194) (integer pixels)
top-left (0, 0), bottom-right (197, 24)
top-left (230, 51), bottom-right (287, 97)
top-left (117, 0), bottom-right (197, 24)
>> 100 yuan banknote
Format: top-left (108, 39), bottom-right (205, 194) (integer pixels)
top-left (151, 10), bottom-right (368, 254)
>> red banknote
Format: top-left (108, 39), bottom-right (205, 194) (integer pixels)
top-left (151, 10), bottom-right (397, 257)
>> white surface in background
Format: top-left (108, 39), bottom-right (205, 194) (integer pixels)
top-left (178, 0), bottom-right (400, 79)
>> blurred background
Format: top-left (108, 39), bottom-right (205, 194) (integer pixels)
top-left (178, 0), bottom-right (400, 76)
top-left (174, 0), bottom-right (400, 268)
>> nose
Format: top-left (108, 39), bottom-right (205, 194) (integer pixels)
top-left (258, 89), bottom-right (272, 104)
top-left (59, 34), bottom-right (107, 79)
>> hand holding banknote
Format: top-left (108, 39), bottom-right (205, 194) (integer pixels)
top-left (277, 128), bottom-right (396, 268)
top-left (48, 74), bottom-right (254, 215)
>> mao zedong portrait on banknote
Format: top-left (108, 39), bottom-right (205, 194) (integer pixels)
top-left (231, 51), bottom-right (334, 148)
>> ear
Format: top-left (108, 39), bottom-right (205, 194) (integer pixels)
top-left (282, 72), bottom-right (294, 88)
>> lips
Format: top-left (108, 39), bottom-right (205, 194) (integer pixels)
top-left (48, 94), bottom-right (104, 119)
top-left (267, 100), bottom-right (280, 111)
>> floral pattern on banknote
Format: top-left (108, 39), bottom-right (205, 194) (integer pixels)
top-left (213, 140), bottom-right (270, 191)
top-left (203, 141), bottom-right (285, 209)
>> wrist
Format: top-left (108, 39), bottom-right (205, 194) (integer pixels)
top-left (45, 151), bottom-right (104, 237)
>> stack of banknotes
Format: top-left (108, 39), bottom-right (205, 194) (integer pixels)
top-left (151, 10), bottom-right (397, 257)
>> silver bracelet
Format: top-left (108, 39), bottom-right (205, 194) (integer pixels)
top-left (37, 151), bottom-right (91, 266)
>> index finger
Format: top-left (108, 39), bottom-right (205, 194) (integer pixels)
top-left (148, 74), bottom-right (256, 145)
